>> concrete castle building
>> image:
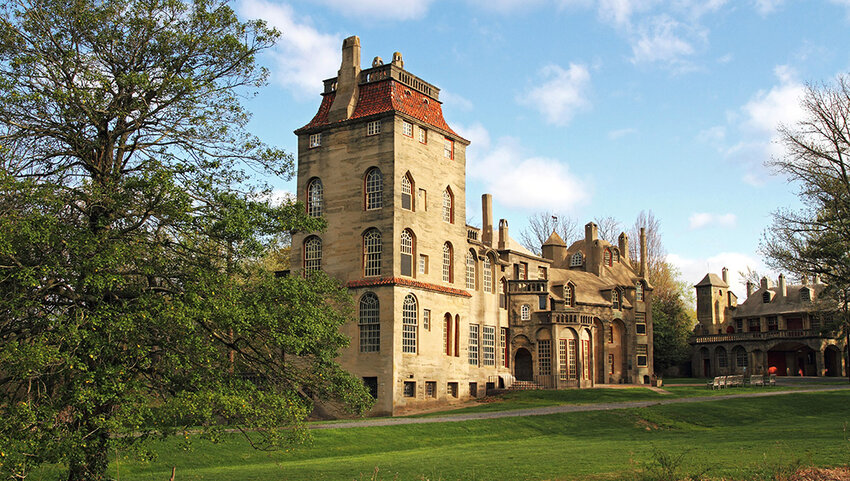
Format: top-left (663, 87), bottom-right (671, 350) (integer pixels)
top-left (691, 269), bottom-right (847, 378)
top-left (291, 36), bottom-right (654, 415)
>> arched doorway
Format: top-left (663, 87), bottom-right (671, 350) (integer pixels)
top-left (515, 348), bottom-right (533, 381)
top-left (825, 345), bottom-right (841, 377)
top-left (699, 347), bottom-right (710, 377)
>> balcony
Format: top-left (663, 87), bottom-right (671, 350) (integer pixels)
top-left (467, 226), bottom-right (480, 241)
top-left (508, 279), bottom-right (548, 293)
top-left (543, 311), bottom-right (596, 326)
top-left (690, 329), bottom-right (824, 344)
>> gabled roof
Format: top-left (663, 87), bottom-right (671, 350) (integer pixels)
top-left (695, 273), bottom-right (728, 288)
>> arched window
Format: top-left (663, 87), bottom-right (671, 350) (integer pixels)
top-left (402, 294), bottom-right (418, 354)
top-left (400, 229), bottom-right (414, 277)
top-left (359, 293), bottom-right (380, 352)
top-left (564, 283), bottom-right (574, 307)
top-left (716, 346), bottom-right (728, 368)
top-left (604, 248), bottom-right (612, 266)
top-left (499, 277), bottom-right (507, 309)
top-left (612, 289), bottom-right (620, 310)
top-left (443, 313), bottom-right (452, 356)
top-left (521, 304), bottom-right (530, 321)
top-left (483, 256), bottom-right (493, 293)
top-left (635, 282), bottom-right (644, 302)
top-left (465, 250), bottom-right (476, 289)
top-left (303, 236), bottom-right (322, 274)
top-left (365, 168), bottom-right (383, 210)
top-left (570, 252), bottom-right (583, 267)
top-left (442, 242), bottom-right (453, 283)
top-left (734, 346), bottom-right (748, 368)
top-left (307, 178), bottom-right (323, 218)
top-left (363, 229), bottom-right (381, 277)
top-left (442, 187), bottom-right (453, 223)
top-left (613, 248), bottom-right (619, 263)
top-left (401, 174), bottom-right (413, 211)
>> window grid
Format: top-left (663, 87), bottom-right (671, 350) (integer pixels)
top-left (367, 120), bottom-right (381, 136)
top-left (717, 348), bottom-right (728, 367)
top-left (483, 257), bottom-right (492, 293)
top-left (606, 325), bottom-right (613, 343)
top-left (423, 309), bottom-right (430, 331)
top-left (419, 254), bottom-right (427, 274)
top-left (499, 278), bottom-right (507, 309)
top-left (309, 133), bottom-right (321, 148)
top-left (403, 381), bottom-right (415, 397)
top-left (582, 339), bottom-right (590, 380)
top-left (482, 326), bottom-right (495, 366)
top-left (767, 316), bottom-right (778, 331)
top-left (400, 229), bottom-right (413, 277)
top-left (637, 344), bottom-right (648, 367)
top-left (636, 312), bottom-right (646, 335)
top-left (365, 168), bottom-right (383, 210)
top-left (570, 252), bottom-right (583, 267)
top-left (612, 289), bottom-right (620, 310)
top-left (359, 293), bottom-right (380, 353)
top-left (363, 229), bottom-right (381, 277)
top-left (613, 249), bottom-right (619, 263)
top-left (500, 328), bottom-right (507, 367)
top-left (402, 295), bottom-right (417, 354)
top-left (307, 178), bottom-right (323, 218)
top-left (402, 120), bottom-right (413, 137)
top-left (538, 339), bottom-right (552, 376)
top-left (636, 282), bottom-right (644, 301)
top-left (442, 243), bottom-right (452, 283)
top-left (608, 354), bottom-right (615, 374)
top-left (401, 175), bottom-right (412, 210)
top-left (521, 304), bottom-right (530, 321)
top-left (418, 127), bottom-right (427, 143)
top-left (468, 324), bottom-right (479, 366)
top-left (443, 137), bottom-right (454, 159)
top-left (604, 249), bottom-right (612, 266)
top-left (735, 348), bottom-right (748, 368)
top-left (304, 237), bottom-right (321, 273)
top-left (564, 284), bottom-right (573, 306)
top-left (568, 339), bottom-right (577, 379)
top-left (558, 339), bottom-right (567, 381)
top-left (443, 315), bottom-right (449, 355)
top-left (442, 189), bottom-right (453, 223)
top-left (425, 381), bottom-right (436, 398)
top-left (466, 251), bottom-right (476, 289)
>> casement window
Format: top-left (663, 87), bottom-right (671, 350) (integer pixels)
top-left (538, 295), bottom-right (547, 310)
top-left (443, 314), bottom-right (451, 356)
top-left (402, 120), bottom-right (413, 137)
top-left (400, 229), bottom-right (414, 277)
top-left (538, 339), bottom-right (552, 376)
top-left (521, 304), bottom-right (530, 321)
top-left (538, 266), bottom-right (547, 280)
top-left (363, 228), bottom-right (381, 277)
top-left (482, 326), bottom-right (495, 366)
top-left (735, 319), bottom-right (743, 331)
top-left (637, 344), bottom-right (648, 367)
top-left (401, 174), bottom-right (413, 210)
top-left (501, 327), bottom-right (509, 367)
top-left (364, 168), bottom-right (383, 210)
top-left (735, 347), bottom-right (748, 368)
top-left (762, 291), bottom-right (771, 303)
top-left (443, 137), bottom-right (454, 159)
top-left (402, 294), bottom-right (418, 354)
top-left (636, 312), bottom-right (646, 335)
top-left (367, 120), bottom-right (381, 136)
top-left (612, 289), bottom-right (621, 310)
top-left (309, 133), bottom-right (321, 148)
top-left (442, 242), bottom-right (453, 283)
top-left (358, 292), bottom-right (380, 353)
top-left (307, 178), bottom-right (323, 218)
top-left (608, 354), bottom-right (615, 374)
top-left (748, 318), bottom-right (760, 332)
top-left (604, 248), bottom-right (612, 266)
top-left (469, 382), bottom-right (477, 397)
top-left (568, 339), bottom-right (577, 379)
top-left (423, 309), bottom-right (430, 331)
top-left (558, 339), bottom-right (568, 381)
top-left (635, 282), bottom-right (644, 302)
top-left (468, 324), bottom-right (479, 366)
top-left (570, 252), bottom-right (583, 267)
top-left (418, 127), bottom-right (427, 144)
top-left (520, 262), bottom-right (528, 280)
top-left (483, 256), bottom-right (492, 293)
top-left (499, 278), bottom-right (507, 309)
top-left (403, 381), bottom-right (415, 397)
top-left (717, 347), bottom-right (728, 368)
top-left (767, 316), bottom-right (778, 331)
top-left (564, 284), bottom-right (574, 307)
top-left (442, 188), bottom-right (454, 223)
top-left (418, 254), bottom-right (428, 274)
top-left (613, 248), bottom-right (619, 263)
top-left (303, 236), bottom-right (322, 273)
top-left (582, 340), bottom-right (590, 379)
top-left (801, 288), bottom-right (811, 302)
top-left (425, 381), bottom-right (436, 398)
top-left (465, 250), bottom-right (476, 289)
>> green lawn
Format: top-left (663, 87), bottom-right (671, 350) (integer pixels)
top-left (32, 389), bottom-right (850, 481)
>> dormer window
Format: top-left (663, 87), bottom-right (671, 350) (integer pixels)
top-left (309, 133), bottom-right (322, 148)
top-left (612, 289), bottom-right (621, 310)
top-left (613, 248), bottom-right (619, 263)
top-left (762, 291), bottom-right (771, 303)
top-left (604, 248), bottom-right (612, 266)
top-left (801, 287), bottom-right (811, 302)
top-left (564, 283), bottom-right (574, 307)
top-left (570, 252), bottom-right (583, 267)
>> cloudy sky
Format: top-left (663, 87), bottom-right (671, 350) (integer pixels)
top-left (236, 0), bottom-right (850, 298)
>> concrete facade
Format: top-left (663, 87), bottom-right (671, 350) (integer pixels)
top-left (691, 270), bottom-right (847, 378)
top-left (291, 37), bottom-right (654, 415)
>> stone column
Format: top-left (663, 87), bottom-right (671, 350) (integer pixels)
top-left (815, 348), bottom-right (825, 377)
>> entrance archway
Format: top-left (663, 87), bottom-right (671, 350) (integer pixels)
top-left (515, 348), bottom-right (533, 381)
top-left (825, 346), bottom-right (841, 377)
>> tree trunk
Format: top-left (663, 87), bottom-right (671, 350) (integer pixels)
top-left (67, 429), bottom-right (110, 481)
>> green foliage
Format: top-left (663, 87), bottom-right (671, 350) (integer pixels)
top-left (0, 0), bottom-right (371, 479)
top-left (652, 289), bottom-right (696, 373)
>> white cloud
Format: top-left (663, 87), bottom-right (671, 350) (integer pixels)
top-left (518, 63), bottom-right (592, 125)
top-left (312, 0), bottom-right (435, 20)
top-left (608, 127), bottom-right (637, 139)
top-left (238, 0), bottom-right (341, 97)
top-left (754, 0), bottom-right (784, 15)
top-left (630, 15), bottom-right (698, 68)
top-left (459, 124), bottom-right (591, 210)
top-left (667, 251), bottom-right (772, 301)
top-left (688, 212), bottom-right (737, 229)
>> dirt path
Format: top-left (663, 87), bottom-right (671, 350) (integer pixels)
top-left (310, 385), bottom-right (850, 430)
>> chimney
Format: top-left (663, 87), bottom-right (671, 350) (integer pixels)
top-left (618, 232), bottom-right (630, 264)
top-left (721, 267), bottom-right (728, 285)
top-left (391, 51), bottom-right (404, 68)
top-left (498, 219), bottom-right (509, 250)
top-left (639, 227), bottom-right (647, 277)
top-left (585, 222), bottom-right (598, 243)
top-left (813, 274), bottom-right (820, 284)
top-left (778, 274), bottom-right (787, 297)
top-left (481, 194), bottom-right (493, 246)
top-left (760, 276), bottom-right (769, 290)
top-left (801, 275), bottom-right (808, 286)
top-left (327, 36), bottom-right (362, 123)
top-left (746, 281), bottom-right (755, 297)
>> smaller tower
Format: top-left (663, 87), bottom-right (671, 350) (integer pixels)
top-left (695, 272), bottom-right (729, 331)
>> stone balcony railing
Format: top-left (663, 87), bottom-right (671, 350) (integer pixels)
top-left (690, 328), bottom-right (823, 344)
top-left (322, 63), bottom-right (440, 99)
top-left (508, 279), bottom-right (548, 293)
top-left (467, 226), bottom-right (480, 241)
top-left (543, 311), bottom-right (596, 326)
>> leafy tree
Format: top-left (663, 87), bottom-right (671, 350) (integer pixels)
top-left (0, 0), bottom-right (372, 479)
top-left (762, 75), bottom-right (850, 382)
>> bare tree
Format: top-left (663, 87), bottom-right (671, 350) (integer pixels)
top-left (518, 211), bottom-right (580, 255)
top-left (594, 215), bottom-right (622, 243)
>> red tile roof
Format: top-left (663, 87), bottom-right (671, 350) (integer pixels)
top-left (296, 79), bottom-right (464, 139)
top-left (346, 277), bottom-right (472, 298)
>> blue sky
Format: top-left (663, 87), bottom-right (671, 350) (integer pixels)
top-left (235, 0), bottom-right (850, 298)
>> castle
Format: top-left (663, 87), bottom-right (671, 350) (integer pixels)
top-left (291, 37), bottom-right (654, 415)
top-left (691, 269), bottom-right (846, 378)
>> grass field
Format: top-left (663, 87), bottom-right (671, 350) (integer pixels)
top-left (27, 388), bottom-right (849, 481)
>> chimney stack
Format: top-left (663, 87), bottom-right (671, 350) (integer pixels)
top-left (585, 222), bottom-right (598, 243)
top-left (481, 194), bottom-right (493, 246)
top-left (722, 267), bottom-right (728, 285)
top-left (746, 281), bottom-right (755, 297)
top-left (639, 227), bottom-right (647, 277)
top-left (618, 232), bottom-right (630, 264)
top-left (779, 274), bottom-right (787, 297)
top-left (760, 276), bottom-right (770, 290)
top-left (328, 36), bottom-right (362, 123)
top-left (498, 219), bottom-right (509, 250)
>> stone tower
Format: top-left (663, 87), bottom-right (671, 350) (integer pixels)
top-left (694, 268), bottom-right (731, 333)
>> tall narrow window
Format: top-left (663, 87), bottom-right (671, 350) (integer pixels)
top-left (521, 304), bottom-right (530, 321)
top-left (568, 339), bottom-right (577, 379)
top-left (558, 339), bottom-right (568, 381)
top-left (564, 284), bottom-right (574, 307)
top-left (400, 229), bottom-right (414, 277)
top-left (359, 293), bottom-right (380, 352)
top-left (635, 282), bottom-right (644, 302)
top-left (442, 188), bottom-right (454, 223)
top-left (365, 168), bottom-right (383, 210)
top-left (465, 250), bottom-right (476, 289)
top-left (443, 313), bottom-right (452, 356)
top-left (483, 256), bottom-right (492, 293)
top-left (363, 229), bottom-right (381, 277)
top-left (303, 236), bottom-right (321, 273)
top-left (401, 174), bottom-right (413, 210)
top-left (402, 294), bottom-right (417, 354)
top-left (612, 289), bottom-right (620, 310)
top-left (443, 137), bottom-right (454, 159)
top-left (613, 248), bottom-right (620, 263)
top-left (482, 326), bottom-right (495, 366)
top-left (501, 327), bottom-right (509, 367)
top-left (538, 339), bottom-right (552, 376)
top-left (604, 248), bottom-right (612, 266)
top-left (468, 324), bottom-right (479, 366)
top-left (582, 339), bottom-right (590, 379)
top-left (418, 127), bottom-right (427, 144)
top-left (499, 278), bottom-right (507, 308)
top-left (307, 178), bottom-right (323, 218)
top-left (442, 242), bottom-right (453, 283)
top-left (637, 344), bottom-right (648, 367)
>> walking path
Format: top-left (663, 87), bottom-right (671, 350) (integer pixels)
top-left (311, 384), bottom-right (850, 430)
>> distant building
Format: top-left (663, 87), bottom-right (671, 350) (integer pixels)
top-left (691, 268), bottom-right (846, 378)
top-left (291, 36), bottom-right (653, 415)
